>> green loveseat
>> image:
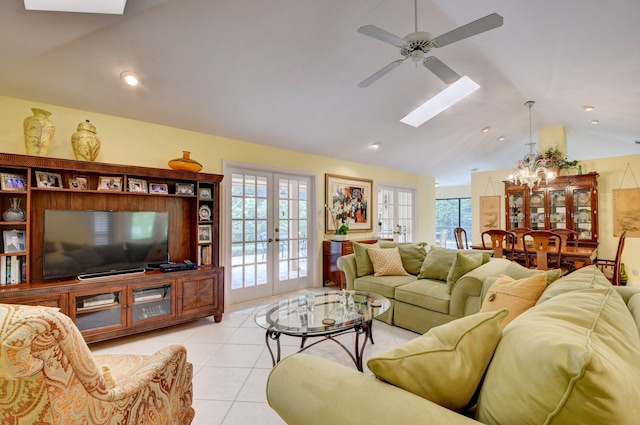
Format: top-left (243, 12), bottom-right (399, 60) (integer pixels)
top-left (337, 244), bottom-right (510, 333)
top-left (267, 266), bottom-right (640, 424)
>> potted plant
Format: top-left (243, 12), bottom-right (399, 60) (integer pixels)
top-left (535, 147), bottom-right (579, 172)
top-left (327, 197), bottom-right (353, 241)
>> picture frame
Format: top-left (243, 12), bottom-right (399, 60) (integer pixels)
top-left (128, 178), bottom-right (148, 193)
top-left (35, 170), bottom-right (62, 188)
top-left (199, 187), bottom-right (212, 200)
top-left (0, 173), bottom-right (26, 191)
top-left (149, 183), bottom-right (169, 194)
top-left (175, 182), bottom-right (195, 195)
top-left (325, 174), bottom-right (373, 233)
top-left (613, 188), bottom-right (640, 237)
top-left (479, 196), bottom-right (501, 231)
top-left (68, 176), bottom-right (88, 190)
top-left (3, 230), bottom-right (26, 253)
top-left (198, 224), bottom-right (212, 244)
top-left (98, 176), bottom-right (122, 191)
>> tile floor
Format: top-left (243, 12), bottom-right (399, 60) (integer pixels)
top-left (90, 289), bottom-right (418, 425)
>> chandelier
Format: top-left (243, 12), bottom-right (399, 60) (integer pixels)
top-left (507, 100), bottom-right (557, 191)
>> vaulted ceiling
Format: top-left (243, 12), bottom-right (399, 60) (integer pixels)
top-left (1, 0), bottom-right (639, 186)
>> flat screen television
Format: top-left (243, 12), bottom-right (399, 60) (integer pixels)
top-left (43, 210), bottom-right (169, 279)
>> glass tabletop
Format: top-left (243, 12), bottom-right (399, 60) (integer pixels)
top-left (254, 290), bottom-right (390, 337)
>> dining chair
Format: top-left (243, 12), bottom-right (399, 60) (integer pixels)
top-left (508, 227), bottom-right (532, 265)
top-left (453, 227), bottom-right (468, 249)
top-left (594, 231), bottom-right (627, 285)
top-left (522, 231), bottom-right (562, 270)
top-left (481, 229), bottom-right (515, 259)
top-left (552, 229), bottom-right (580, 270)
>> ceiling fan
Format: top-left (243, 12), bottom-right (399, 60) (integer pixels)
top-left (357, 1), bottom-right (503, 88)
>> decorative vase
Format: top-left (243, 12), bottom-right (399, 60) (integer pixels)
top-left (620, 263), bottom-right (628, 286)
top-left (71, 120), bottom-right (101, 161)
top-left (2, 198), bottom-right (26, 222)
top-left (23, 108), bottom-right (56, 156)
top-left (332, 234), bottom-right (349, 241)
top-left (168, 151), bottom-right (202, 172)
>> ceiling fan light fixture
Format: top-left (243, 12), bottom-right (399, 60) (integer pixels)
top-left (400, 76), bottom-right (480, 128)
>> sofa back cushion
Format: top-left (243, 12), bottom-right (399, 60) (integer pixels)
top-left (445, 252), bottom-right (484, 294)
top-left (418, 247), bottom-right (491, 281)
top-left (378, 241), bottom-right (427, 275)
top-left (477, 267), bottom-right (640, 424)
top-left (353, 242), bottom-right (379, 277)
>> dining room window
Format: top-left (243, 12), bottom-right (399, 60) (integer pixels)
top-left (435, 198), bottom-right (472, 248)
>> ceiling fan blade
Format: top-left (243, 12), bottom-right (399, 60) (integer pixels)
top-left (358, 59), bottom-right (405, 88)
top-left (357, 25), bottom-right (407, 47)
top-left (423, 57), bottom-right (461, 84)
top-left (431, 13), bottom-right (503, 48)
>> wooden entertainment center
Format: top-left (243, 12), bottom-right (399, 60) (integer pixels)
top-left (0, 153), bottom-right (224, 343)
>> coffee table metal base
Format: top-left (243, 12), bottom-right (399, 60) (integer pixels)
top-left (264, 320), bottom-right (374, 372)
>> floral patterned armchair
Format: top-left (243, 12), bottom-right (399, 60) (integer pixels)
top-left (0, 303), bottom-right (194, 424)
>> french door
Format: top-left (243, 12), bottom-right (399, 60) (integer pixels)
top-left (377, 185), bottom-right (416, 242)
top-left (226, 168), bottom-right (312, 304)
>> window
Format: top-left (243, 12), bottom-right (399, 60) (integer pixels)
top-left (435, 198), bottom-right (472, 248)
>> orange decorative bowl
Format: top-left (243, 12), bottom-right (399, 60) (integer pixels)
top-left (168, 151), bottom-right (202, 172)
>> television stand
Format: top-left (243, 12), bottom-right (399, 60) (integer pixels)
top-left (77, 267), bottom-right (146, 281)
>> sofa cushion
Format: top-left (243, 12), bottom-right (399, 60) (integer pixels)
top-left (418, 247), bottom-right (492, 281)
top-left (446, 252), bottom-right (484, 294)
top-left (378, 241), bottom-right (427, 275)
top-left (477, 268), bottom-right (640, 425)
top-left (394, 279), bottom-right (451, 314)
top-left (367, 308), bottom-right (508, 411)
top-left (353, 241), bottom-right (379, 277)
top-left (368, 247), bottom-right (409, 277)
top-left (354, 275), bottom-right (418, 299)
top-left (504, 261), bottom-right (563, 285)
top-left (628, 293), bottom-right (640, 334)
top-left (480, 274), bottom-right (547, 328)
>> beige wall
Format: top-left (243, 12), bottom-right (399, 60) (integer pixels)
top-left (0, 95), bottom-right (436, 286)
top-left (471, 155), bottom-right (640, 284)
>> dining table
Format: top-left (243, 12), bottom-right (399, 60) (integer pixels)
top-left (471, 243), bottom-right (597, 269)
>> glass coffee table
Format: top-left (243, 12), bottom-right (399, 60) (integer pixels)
top-left (254, 290), bottom-right (390, 371)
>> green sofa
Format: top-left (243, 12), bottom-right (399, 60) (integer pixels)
top-left (337, 244), bottom-right (510, 334)
top-left (267, 266), bottom-right (640, 424)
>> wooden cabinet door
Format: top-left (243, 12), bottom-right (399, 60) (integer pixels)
top-left (177, 267), bottom-right (223, 321)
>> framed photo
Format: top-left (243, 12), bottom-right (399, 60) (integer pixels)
top-left (3, 230), bottom-right (26, 253)
top-left (480, 196), bottom-right (501, 231)
top-left (149, 183), bottom-right (169, 194)
top-left (175, 182), bottom-right (195, 195)
top-left (35, 171), bottom-right (62, 188)
top-left (198, 224), bottom-right (212, 244)
top-left (199, 187), bottom-right (212, 200)
top-left (128, 178), bottom-right (148, 193)
top-left (0, 173), bottom-right (26, 191)
top-left (97, 176), bottom-right (122, 191)
top-left (68, 176), bottom-right (88, 190)
top-left (325, 174), bottom-right (373, 233)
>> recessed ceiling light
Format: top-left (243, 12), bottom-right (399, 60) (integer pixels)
top-left (589, 119), bottom-right (600, 125)
top-left (24, 0), bottom-right (127, 14)
top-left (120, 71), bottom-right (140, 87)
top-left (497, 135), bottom-right (505, 142)
top-left (583, 105), bottom-right (596, 112)
top-left (400, 76), bottom-right (480, 128)
top-left (370, 142), bottom-right (381, 150)
top-left (481, 126), bottom-right (491, 133)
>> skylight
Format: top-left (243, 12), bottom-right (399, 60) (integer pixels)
top-left (400, 76), bottom-right (480, 128)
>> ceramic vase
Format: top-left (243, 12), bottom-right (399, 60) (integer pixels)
top-left (332, 234), bottom-right (349, 241)
top-left (168, 151), bottom-right (202, 172)
top-left (620, 263), bottom-right (628, 286)
top-left (2, 198), bottom-right (26, 222)
top-left (71, 120), bottom-right (101, 161)
top-left (23, 108), bottom-right (55, 156)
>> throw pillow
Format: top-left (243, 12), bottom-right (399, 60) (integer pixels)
top-left (446, 252), bottom-right (484, 294)
top-left (353, 242), bottom-right (379, 277)
top-left (367, 308), bottom-right (509, 411)
top-left (418, 247), bottom-right (492, 281)
top-left (504, 261), bottom-right (563, 285)
top-left (480, 274), bottom-right (547, 328)
top-left (367, 247), bottom-right (409, 277)
top-left (378, 241), bottom-right (427, 275)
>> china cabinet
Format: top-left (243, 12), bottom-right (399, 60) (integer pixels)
top-left (504, 173), bottom-right (598, 247)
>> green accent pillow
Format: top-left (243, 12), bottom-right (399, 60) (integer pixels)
top-left (378, 241), bottom-right (427, 275)
top-left (367, 308), bottom-right (508, 411)
top-left (353, 242), bottom-right (378, 277)
top-left (446, 252), bottom-right (484, 294)
top-left (419, 247), bottom-right (492, 281)
top-left (504, 261), bottom-right (563, 285)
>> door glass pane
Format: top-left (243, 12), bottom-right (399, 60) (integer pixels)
top-left (549, 190), bottom-right (566, 229)
top-left (277, 177), bottom-right (308, 282)
top-left (508, 192), bottom-right (525, 229)
top-left (529, 190), bottom-right (545, 231)
top-left (573, 189), bottom-right (592, 240)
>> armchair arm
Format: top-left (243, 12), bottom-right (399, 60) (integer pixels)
top-left (449, 258), bottom-right (511, 317)
top-left (337, 254), bottom-right (358, 290)
top-left (267, 354), bottom-right (481, 425)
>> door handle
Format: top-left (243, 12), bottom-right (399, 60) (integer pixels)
top-left (268, 238), bottom-right (274, 243)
